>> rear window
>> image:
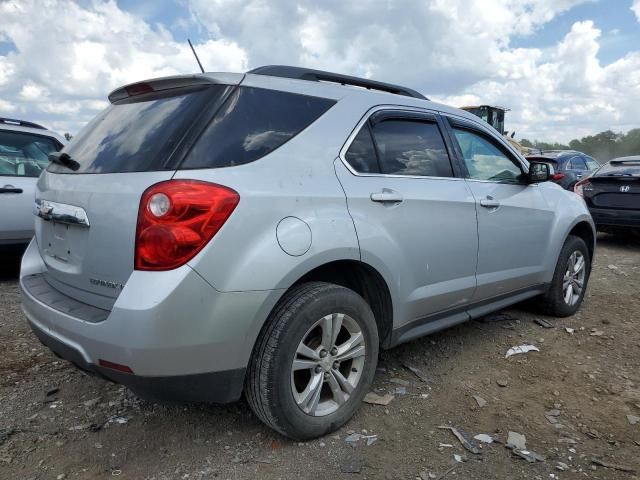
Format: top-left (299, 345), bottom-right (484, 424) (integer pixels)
top-left (49, 85), bottom-right (228, 174)
top-left (0, 130), bottom-right (61, 177)
top-left (181, 87), bottom-right (335, 169)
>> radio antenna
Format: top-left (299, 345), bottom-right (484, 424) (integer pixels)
top-left (188, 38), bottom-right (205, 73)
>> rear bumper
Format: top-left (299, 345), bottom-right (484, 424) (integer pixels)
top-left (28, 318), bottom-right (245, 403)
top-left (589, 207), bottom-right (640, 229)
top-left (19, 240), bottom-right (283, 403)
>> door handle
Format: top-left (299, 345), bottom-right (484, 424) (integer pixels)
top-left (576, 174), bottom-right (583, 178)
top-left (480, 197), bottom-right (500, 208)
top-left (370, 190), bottom-right (403, 203)
top-left (0, 185), bottom-right (23, 194)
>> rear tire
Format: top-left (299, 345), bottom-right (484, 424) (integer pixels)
top-left (541, 235), bottom-right (591, 317)
top-left (245, 282), bottom-right (379, 440)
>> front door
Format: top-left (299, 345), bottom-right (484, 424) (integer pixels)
top-left (335, 109), bottom-right (478, 328)
top-left (444, 118), bottom-right (555, 301)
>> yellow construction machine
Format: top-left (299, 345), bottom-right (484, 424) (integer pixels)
top-left (460, 105), bottom-right (533, 155)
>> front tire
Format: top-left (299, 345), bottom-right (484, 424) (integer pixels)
top-left (541, 235), bottom-right (591, 317)
top-left (245, 282), bottom-right (379, 440)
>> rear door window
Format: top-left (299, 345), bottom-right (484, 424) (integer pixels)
top-left (49, 85), bottom-right (228, 174)
top-left (0, 130), bottom-right (60, 177)
top-left (370, 119), bottom-right (453, 177)
top-left (182, 87), bottom-right (335, 169)
top-left (568, 156), bottom-right (588, 170)
top-left (344, 125), bottom-right (380, 174)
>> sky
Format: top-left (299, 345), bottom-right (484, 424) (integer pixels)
top-left (0, 0), bottom-right (639, 143)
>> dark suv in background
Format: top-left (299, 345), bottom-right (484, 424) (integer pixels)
top-left (526, 150), bottom-right (600, 191)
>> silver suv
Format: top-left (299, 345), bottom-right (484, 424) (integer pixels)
top-left (20, 66), bottom-right (595, 440)
top-left (0, 118), bottom-right (64, 248)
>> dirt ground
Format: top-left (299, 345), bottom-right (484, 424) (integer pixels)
top-left (1, 233), bottom-right (639, 480)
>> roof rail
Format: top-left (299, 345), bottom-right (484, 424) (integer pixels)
top-left (0, 117), bottom-right (46, 130)
top-left (248, 65), bottom-right (428, 100)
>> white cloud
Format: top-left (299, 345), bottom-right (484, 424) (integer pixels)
top-left (188, 0), bottom-right (639, 144)
top-left (0, 0), bottom-right (638, 144)
top-left (0, 0), bottom-right (247, 133)
top-left (633, 0), bottom-right (640, 22)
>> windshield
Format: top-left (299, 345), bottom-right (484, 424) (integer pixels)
top-left (49, 85), bottom-right (229, 174)
top-left (0, 130), bottom-right (61, 177)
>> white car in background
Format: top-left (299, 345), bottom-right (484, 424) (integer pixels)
top-left (0, 118), bottom-right (65, 249)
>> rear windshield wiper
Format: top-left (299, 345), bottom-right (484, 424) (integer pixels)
top-left (48, 151), bottom-right (80, 171)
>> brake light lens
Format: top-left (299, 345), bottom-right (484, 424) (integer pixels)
top-left (552, 172), bottom-right (565, 181)
top-left (135, 180), bottom-right (239, 271)
top-left (125, 82), bottom-right (154, 97)
top-left (574, 179), bottom-right (591, 197)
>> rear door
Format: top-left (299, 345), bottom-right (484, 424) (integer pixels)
top-left (34, 82), bottom-right (237, 309)
top-left (444, 116), bottom-right (555, 301)
top-left (566, 155), bottom-right (589, 185)
top-left (335, 109), bottom-right (478, 328)
top-left (0, 130), bottom-right (60, 244)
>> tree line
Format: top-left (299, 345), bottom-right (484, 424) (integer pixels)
top-left (520, 129), bottom-right (640, 162)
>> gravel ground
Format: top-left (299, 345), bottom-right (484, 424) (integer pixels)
top-left (1, 233), bottom-right (639, 480)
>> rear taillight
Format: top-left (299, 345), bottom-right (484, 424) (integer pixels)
top-left (552, 172), bottom-right (565, 181)
top-left (135, 180), bottom-right (239, 271)
top-left (574, 179), bottom-right (591, 197)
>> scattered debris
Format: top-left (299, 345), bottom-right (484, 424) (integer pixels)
top-left (434, 465), bottom-right (457, 480)
top-left (506, 431), bottom-right (527, 450)
top-left (590, 329), bottom-right (605, 337)
top-left (390, 378), bottom-right (410, 387)
top-left (512, 449), bottom-right (546, 463)
top-left (591, 458), bottom-right (636, 473)
top-left (340, 457), bottom-right (364, 473)
top-left (565, 327), bottom-right (575, 334)
top-left (608, 264), bottom-right (629, 276)
top-left (453, 454), bottom-right (466, 463)
top-left (496, 378), bottom-right (509, 387)
top-left (111, 417), bottom-right (128, 425)
top-left (473, 434), bottom-right (494, 444)
top-left (534, 318), bottom-right (555, 329)
top-left (403, 363), bottom-right (433, 383)
top-left (394, 386), bottom-right (407, 395)
top-left (505, 345), bottom-right (539, 358)
top-left (556, 462), bottom-right (569, 471)
top-left (472, 395), bottom-right (487, 408)
top-left (83, 397), bottom-right (100, 408)
top-left (344, 433), bottom-right (378, 447)
top-left (439, 443), bottom-right (454, 448)
top-left (46, 387), bottom-right (60, 397)
top-left (627, 414), bottom-right (640, 425)
top-left (0, 428), bottom-right (16, 446)
top-left (545, 409), bottom-right (561, 424)
top-left (438, 426), bottom-right (481, 454)
top-left (363, 392), bottom-right (394, 406)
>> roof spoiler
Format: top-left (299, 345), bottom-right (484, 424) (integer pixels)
top-left (0, 117), bottom-right (46, 130)
top-left (248, 65), bottom-right (428, 100)
top-left (107, 73), bottom-right (244, 103)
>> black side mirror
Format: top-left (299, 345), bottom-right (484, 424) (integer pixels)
top-left (528, 161), bottom-right (554, 183)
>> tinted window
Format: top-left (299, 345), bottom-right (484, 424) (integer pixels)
top-left (0, 131), bottom-right (60, 177)
top-left (371, 120), bottom-right (453, 177)
top-left (49, 86), bottom-right (225, 174)
top-left (183, 87), bottom-right (335, 169)
top-left (585, 156), bottom-right (599, 170)
top-left (344, 125), bottom-right (379, 173)
top-left (453, 128), bottom-right (522, 183)
top-left (569, 156), bottom-right (588, 170)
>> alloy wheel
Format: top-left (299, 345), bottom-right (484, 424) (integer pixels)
top-left (291, 313), bottom-right (366, 416)
top-left (562, 250), bottom-right (586, 306)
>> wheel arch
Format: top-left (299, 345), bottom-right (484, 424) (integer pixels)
top-left (567, 220), bottom-right (596, 261)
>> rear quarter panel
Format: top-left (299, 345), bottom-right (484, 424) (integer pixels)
top-left (177, 95), bottom-right (370, 293)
